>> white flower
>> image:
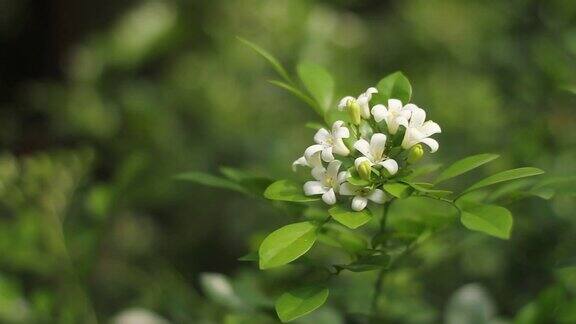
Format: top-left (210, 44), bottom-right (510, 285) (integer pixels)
top-left (353, 133), bottom-right (399, 176)
top-left (292, 152), bottom-right (322, 171)
top-left (304, 121), bottom-right (350, 163)
top-left (303, 160), bottom-right (347, 205)
top-left (371, 99), bottom-right (412, 134)
top-left (339, 182), bottom-right (388, 211)
top-left (338, 87), bottom-right (378, 119)
top-left (401, 105), bottom-right (441, 153)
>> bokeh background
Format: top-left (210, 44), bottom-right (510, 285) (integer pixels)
top-left (1, 0), bottom-right (575, 323)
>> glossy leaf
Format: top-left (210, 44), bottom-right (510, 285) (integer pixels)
top-left (383, 182), bottom-right (413, 198)
top-left (259, 222), bottom-right (318, 269)
top-left (297, 62), bottom-right (334, 113)
top-left (374, 71), bottom-right (412, 103)
top-left (238, 37), bottom-right (292, 83)
top-left (459, 203), bottom-right (513, 239)
top-left (275, 285), bottom-right (329, 322)
top-left (328, 206), bottom-right (372, 229)
top-left (435, 153), bottom-right (499, 184)
top-left (264, 180), bottom-right (319, 202)
top-left (318, 224), bottom-right (367, 253)
top-left (462, 167), bottom-right (545, 195)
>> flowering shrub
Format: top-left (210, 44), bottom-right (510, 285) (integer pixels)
top-left (179, 39), bottom-right (548, 323)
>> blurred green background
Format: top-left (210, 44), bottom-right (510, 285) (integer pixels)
top-left (1, 0), bottom-right (575, 323)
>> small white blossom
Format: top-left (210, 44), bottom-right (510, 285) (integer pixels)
top-left (303, 160), bottom-right (347, 205)
top-left (353, 133), bottom-right (399, 176)
top-left (338, 87), bottom-right (378, 119)
top-left (304, 121), bottom-right (350, 163)
top-left (292, 152), bottom-right (322, 171)
top-left (401, 106), bottom-right (441, 153)
top-left (339, 182), bottom-right (388, 211)
top-left (371, 99), bottom-right (412, 134)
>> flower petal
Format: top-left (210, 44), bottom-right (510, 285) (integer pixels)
top-left (333, 139), bottom-right (350, 156)
top-left (337, 171), bottom-right (349, 184)
top-left (367, 189), bottom-right (387, 204)
top-left (332, 121), bottom-right (350, 139)
top-left (321, 146), bottom-right (334, 162)
top-left (304, 144), bottom-right (324, 160)
top-left (314, 128), bottom-right (331, 144)
top-left (292, 156), bottom-right (307, 171)
top-left (420, 137), bottom-right (439, 153)
top-left (401, 128), bottom-right (418, 149)
top-left (322, 188), bottom-right (337, 205)
top-left (354, 156), bottom-right (373, 170)
top-left (378, 159), bottom-right (399, 175)
top-left (421, 120), bottom-right (441, 137)
top-left (307, 152), bottom-right (323, 168)
top-left (369, 133), bottom-right (387, 161)
top-left (352, 196), bottom-right (368, 211)
top-left (387, 99), bottom-right (403, 112)
top-left (353, 138), bottom-right (371, 158)
top-left (364, 87), bottom-right (378, 96)
top-left (338, 96), bottom-right (354, 110)
top-left (339, 182), bottom-right (357, 195)
top-left (409, 106), bottom-right (426, 128)
top-left (371, 104), bottom-right (388, 123)
top-left (326, 160), bottom-right (342, 180)
top-left (311, 167), bottom-right (326, 181)
top-left (304, 181), bottom-right (326, 196)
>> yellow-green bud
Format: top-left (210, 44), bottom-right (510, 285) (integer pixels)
top-left (357, 160), bottom-right (372, 180)
top-left (347, 99), bottom-right (362, 125)
top-left (407, 144), bottom-right (424, 164)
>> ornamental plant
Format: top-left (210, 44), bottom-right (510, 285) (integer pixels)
top-left (179, 39), bottom-right (549, 323)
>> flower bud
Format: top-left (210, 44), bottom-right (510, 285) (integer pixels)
top-left (407, 144), bottom-right (424, 164)
top-left (357, 160), bottom-right (372, 180)
top-left (347, 99), bottom-right (362, 125)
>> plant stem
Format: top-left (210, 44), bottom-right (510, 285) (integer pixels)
top-left (370, 200), bottom-right (392, 318)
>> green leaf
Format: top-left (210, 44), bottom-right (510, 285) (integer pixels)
top-left (383, 182), bottom-right (413, 198)
top-left (174, 171), bottom-right (245, 193)
top-left (328, 206), bottom-right (372, 229)
top-left (268, 80), bottom-right (320, 112)
top-left (401, 181), bottom-right (453, 198)
top-left (462, 167), bottom-right (545, 195)
top-left (318, 223), bottom-right (367, 253)
top-left (264, 180), bottom-right (319, 202)
top-left (459, 203), bottom-right (513, 239)
top-left (336, 254), bottom-right (391, 272)
top-left (238, 251), bottom-right (259, 262)
top-left (296, 62), bottom-right (334, 114)
top-left (435, 153), bottom-right (500, 184)
top-left (275, 286), bottom-right (329, 322)
top-left (374, 71), bottom-right (412, 104)
top-left (404, 163), bottom-right (443, 180)
top-left (259, 222), bottom-right (318, 269)
top-left (237, 37), bottom-right (292, 83)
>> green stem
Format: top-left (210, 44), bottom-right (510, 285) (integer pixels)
top-left (370, 200), bottom-right (392, 318)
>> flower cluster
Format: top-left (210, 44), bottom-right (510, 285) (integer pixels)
top-left (293, 88), bottom-right (441, 211)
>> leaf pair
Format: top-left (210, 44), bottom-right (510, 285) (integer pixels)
top-left (238, 37), bottom-right (333, 117)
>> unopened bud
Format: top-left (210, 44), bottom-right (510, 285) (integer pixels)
top-left (407, 144), bottom-right (424, 164)
top-left (357, 160), bottom-right (372, 180)
top-left (347, 99), bottom-right (362, 125)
